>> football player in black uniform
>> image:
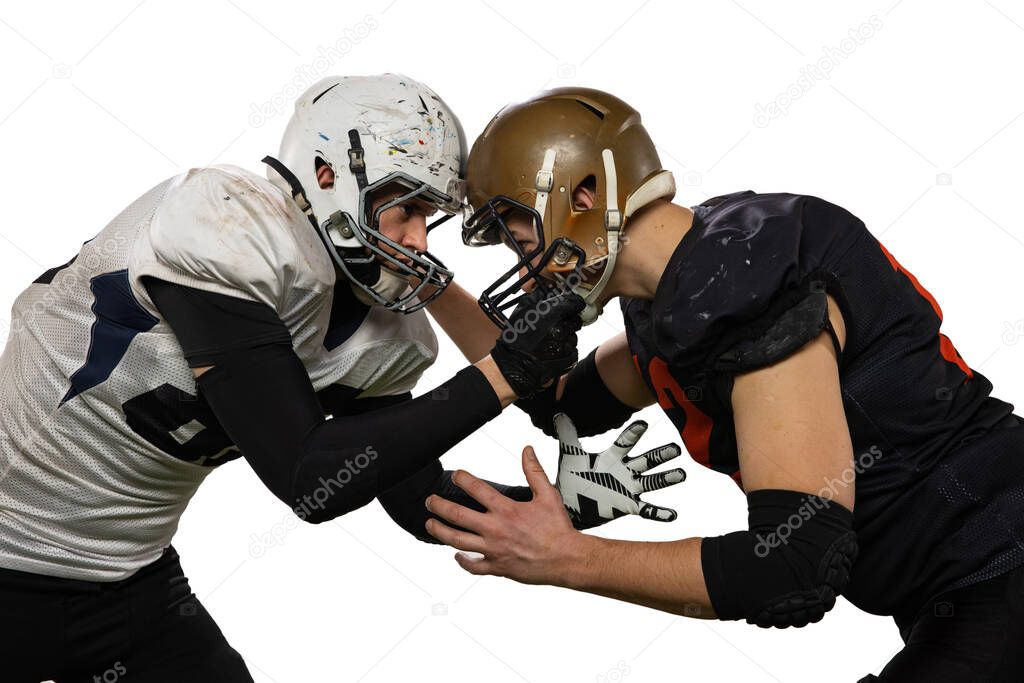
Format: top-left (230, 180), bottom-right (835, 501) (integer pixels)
top-left (423, 87), bottom-right (1024, 682)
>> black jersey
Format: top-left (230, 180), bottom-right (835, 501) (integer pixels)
top-left (622, 190), bottom-right (1024, 618)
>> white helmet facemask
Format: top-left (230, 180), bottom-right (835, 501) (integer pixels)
top-left (264, 74), bottom-right (468, 313)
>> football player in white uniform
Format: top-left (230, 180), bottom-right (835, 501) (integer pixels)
top-left (0, 74), bottom-right (585, 682)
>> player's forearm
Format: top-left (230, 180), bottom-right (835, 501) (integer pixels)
top-left (424, 280), bottom-right (501, 363)
top-left (556, 534), bottom-right (717, 619)
top-left (196, 344), bottom-right (506, 524)
top-left (474, 355), bottom-right (517, 407)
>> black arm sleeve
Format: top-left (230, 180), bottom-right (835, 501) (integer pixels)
top-left (145, 279), bottom-right (504, 524)
top-left (312, 389), bottom-right (533, 543)
top-left (377, 461), bottom-right (532, 544)
top-left (514, 348), bottom-right (637, 438)
top-left (143, 277), bottom-right (291, 367)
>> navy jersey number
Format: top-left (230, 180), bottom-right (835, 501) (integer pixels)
top-left (49, 268), bottom-right (239, 466)
top-left (123, 383), bottom-right (240, 466)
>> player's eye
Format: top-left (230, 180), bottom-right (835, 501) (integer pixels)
top-left (499, 231), bottom-right (518, 251)
top-left (499, 232), bottom-right (532, 255)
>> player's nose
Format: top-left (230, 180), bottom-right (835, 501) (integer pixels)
top-left (398, 219), bottom-right (428, 254)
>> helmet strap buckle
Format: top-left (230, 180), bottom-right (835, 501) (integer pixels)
top-left (535, 168), bottom-right (554, 193)
top-left (346, 129), bottom-right (369, 190)
top-left (604, 209), bottom-right (622, 230)
top-left (532, 148), bottom-right (558, 220)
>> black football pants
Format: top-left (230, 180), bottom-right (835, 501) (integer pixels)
top-left (859, 562), bottom-right (1024, 682)
top-left (0, 546), bottom-right (252, 683)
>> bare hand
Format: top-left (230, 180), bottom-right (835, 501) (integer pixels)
top-left (424, 446), bottom-right (588, 586)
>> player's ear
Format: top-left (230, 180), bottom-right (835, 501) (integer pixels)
top-left (315, 157), bottom-right (335, 190)
top-left (572, 175), bottom-right (596, 210)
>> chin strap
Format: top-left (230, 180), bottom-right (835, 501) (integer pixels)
top-left (262, 155), bottom-right (319, 232)
top-left (350, 264), bottom-right (410, 307)
top-left (577, 149), bottom-right (622, 325)
top-left (263, 152), bottom-right (356, 260)
top-left (264, 153), bottom-right (389, 305)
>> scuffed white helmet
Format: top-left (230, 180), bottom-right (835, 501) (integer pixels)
top-left (264, 73), bottom-right (467, 312)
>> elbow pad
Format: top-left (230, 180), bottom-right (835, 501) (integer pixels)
top-left (515, 348), bottom-right (636, 438)
top-left (701, 489), bottom-right (857, 628)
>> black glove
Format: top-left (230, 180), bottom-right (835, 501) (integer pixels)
top-left (514, 381), bottom-right (560, 435)
top-left (514, 348), bottom-right (637, 438)
top-left (490, 286), bottom-right (585, 398)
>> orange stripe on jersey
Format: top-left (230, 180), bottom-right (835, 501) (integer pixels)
top-left (647, 356), bottom-right (713, 469)
top-left (877, 241), bottom-right (973, 381)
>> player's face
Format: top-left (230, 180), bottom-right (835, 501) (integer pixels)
top-left (497, 181), bottom-right (596, 290)
top-left (369, 189), bottom-right (438, 270)
top-left (499, 210), bottom-right (544, 291)
top-left (317, 163), bottom-right (439, 271)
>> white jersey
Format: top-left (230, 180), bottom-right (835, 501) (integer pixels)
top-left (0, 165), bottom-right (437, 581)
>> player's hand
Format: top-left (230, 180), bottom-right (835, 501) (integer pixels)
top-left (489, 286), bottom-right (585, 399)
top-left (424, 446), bottom-right (586, 586)
top-left (555, 414), bottom-right (686, 529)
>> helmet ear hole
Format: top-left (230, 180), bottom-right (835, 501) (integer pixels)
top-left (314, 156), bottom-right (335, 190)
top-left (572, 175), bottom-right (597, 211)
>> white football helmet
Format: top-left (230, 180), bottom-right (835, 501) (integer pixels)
top-left (264, 74), bottom-right (467, 312)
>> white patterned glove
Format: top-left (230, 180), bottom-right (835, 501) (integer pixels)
top-left (554, 413), bottom-right (686, 529)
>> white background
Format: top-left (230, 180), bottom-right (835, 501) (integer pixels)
top-left (2, 1), bottom-right (1023, 681)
